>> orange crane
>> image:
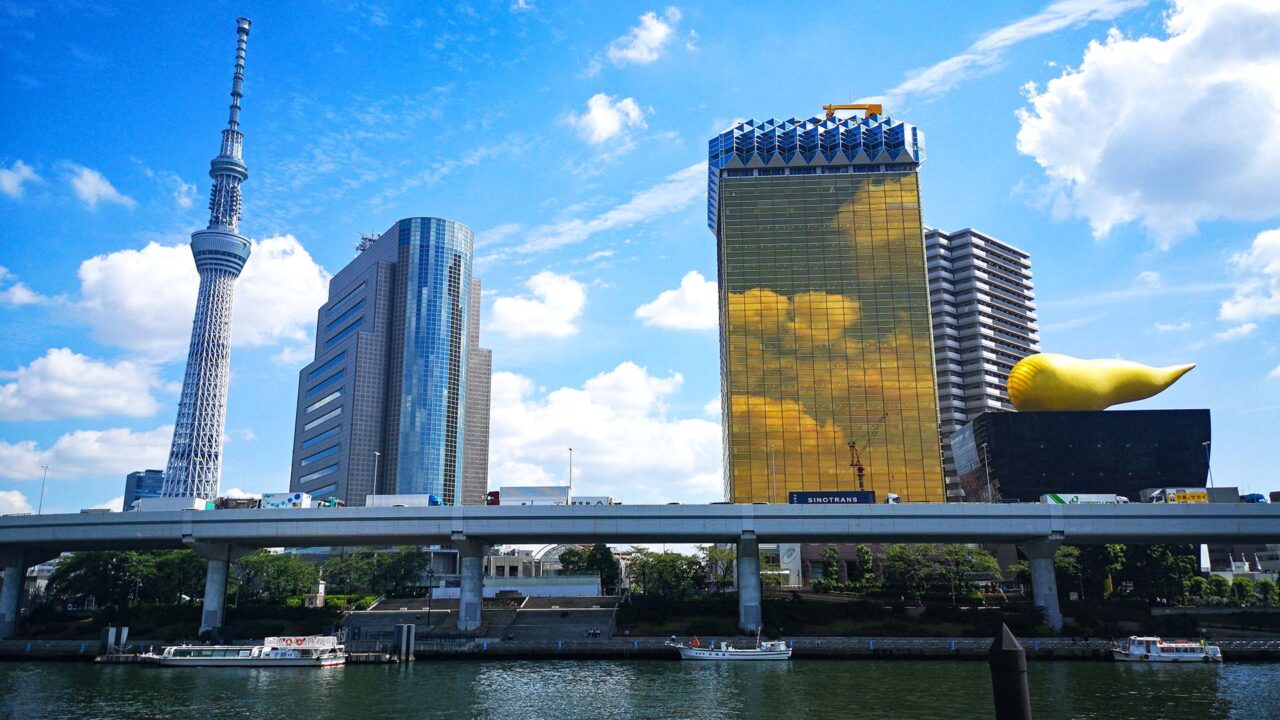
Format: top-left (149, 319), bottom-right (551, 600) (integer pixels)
top-left (823, 103), bottom-right (883, 119)
top-left (848, 412), bottom-right (888, 492)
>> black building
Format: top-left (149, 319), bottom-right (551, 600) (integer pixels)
top-left (950, 409), bottom-right (1210, 502)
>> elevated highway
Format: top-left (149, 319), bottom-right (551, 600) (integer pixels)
top-left (2, 503), bottom-right (1276, 638)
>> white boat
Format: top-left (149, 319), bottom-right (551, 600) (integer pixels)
top-left (667, 638), bottom-right (792, 661)
top-left (153, 635), bottom-right (346, 667)
top-left (1112, 636), bottom-right (1222, 663)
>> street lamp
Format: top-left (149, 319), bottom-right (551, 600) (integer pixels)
top-left (38, 464), bottom-right (50, 514)
top-left (1201, 441), bottom-right (1214, 489)
top-left (424, 566), bottom-right (435, 633)
top-left (372, 451), bottom-right (381, 491)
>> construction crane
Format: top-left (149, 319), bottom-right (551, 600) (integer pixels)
top-left (823, 103), bottom-right (883, 119)
top-left (848, 412), bottom-right (888, 492)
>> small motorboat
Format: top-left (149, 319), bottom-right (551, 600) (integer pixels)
top-left (667, 635), bottom-right (792, 661)
top-left (1112, 636), bottom-right (1222, 663)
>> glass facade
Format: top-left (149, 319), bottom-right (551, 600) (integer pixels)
top-left (392, 218), bottom-right (472, 503)
top-left (711, 115), bottom-right (943, 503)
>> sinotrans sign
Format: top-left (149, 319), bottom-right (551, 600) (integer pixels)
top-left (788, 491), bottom-right (877, 504)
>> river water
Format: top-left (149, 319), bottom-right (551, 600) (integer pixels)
top-left (1, 660), bottom-right (1277, 719)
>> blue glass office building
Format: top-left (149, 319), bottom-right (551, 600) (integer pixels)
top-left (124, 469), bottom-right (166, 510)
top-left (289, 217), bottom-right (489, 507)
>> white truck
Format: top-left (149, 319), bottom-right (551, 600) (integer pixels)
top-left (1040, 493), bottom-right (1130, 505)
top-left (261, 492), bottom-right (311, 509)
top-left (130, 497), bottom-right (214, 512)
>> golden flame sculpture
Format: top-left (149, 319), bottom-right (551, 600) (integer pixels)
top-left (1008, 353), bottom-right (1195, 412)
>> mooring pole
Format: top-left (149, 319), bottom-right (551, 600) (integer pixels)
top-left (988, 623), bottom-right (1032, 720)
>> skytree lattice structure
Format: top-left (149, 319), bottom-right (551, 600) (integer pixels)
top-left (162, 18), bottom-right (253, 499)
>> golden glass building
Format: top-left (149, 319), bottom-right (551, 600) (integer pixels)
top-left (708, 114), bottom-right (944, 503)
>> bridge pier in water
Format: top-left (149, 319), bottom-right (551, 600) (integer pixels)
top-left (188, 542), bottom-right (249, 638)
top-left (737, 533), bottom-right (762, 634)
top-left (457, 539), bottom-right (487, 632)
top-left (1022, 539), bottom-right (1063, 632)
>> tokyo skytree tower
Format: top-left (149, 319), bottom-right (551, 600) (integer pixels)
top-left (162, 18), bottom-right (253, 499)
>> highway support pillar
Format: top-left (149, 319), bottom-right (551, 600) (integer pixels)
top-left (737, 533), bottom-right (762, 635)
top-left (186, 541), bottom-right (250, 639)
top-left (0, 548), bottom-right (56, 640)
top-left (456, 539), bottom-right (487, 632)
top-left (1022, 539), bottom-right (1063, 632)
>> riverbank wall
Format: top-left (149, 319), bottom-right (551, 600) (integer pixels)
top-left (6, 637), bottom-right (1280, 662)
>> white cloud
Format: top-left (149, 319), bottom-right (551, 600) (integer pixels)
top-left (1220, 228), bottom-right (1280, 322)
top-left (485, 162), bottom-right (705, 259)
top-left (566, 93), bottom-right (647, 145)
top-left (0, 489), bottom-right (33, 515)
top-left (0, 425), bottom-right (173, 482)
top-left (76, 235), bottom-right (331, 361)
top-left (0, 159), bottom-right (41, 198)
top-left (510, 0), bottom-right (534, 12)
top-left (1135, 270), bottom-right (1161, 288)
top-left (634, 270), bottom-right (718, 330)
top-left (875, 0), bottom-right (1143, 106)
top-left (1016, 0), bottom-right (1280, 245)
top-left (91, 496), bottom-right (124, 512)
top-left (605, 7), bottom-right (682, 67)
top-left (222, 487), bottom-right (261, 499)
top-left (0, 348), bottom-right (169, 421)
top-left (1154, 321), bottom-right (1191, 332)
top-left (1269, 364), bottom-right (1280, 380)
top-left (0, 266), bottom-right (47, 306)
top-left (1213, 323), bottom-right (1257, 342)
top-left (489, 362), bottom-right (722, 504)
top-left (703, 396), bottom-right (720, 417)
top-left (65, 163), bottom-right (136, 209)
top-left (490, 272), bottom-right (586, 339)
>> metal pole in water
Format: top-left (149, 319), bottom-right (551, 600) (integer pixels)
top-left (988, 623), bottom-right (1032, 720)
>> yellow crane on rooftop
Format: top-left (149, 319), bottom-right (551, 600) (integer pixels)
top-left (823, 103), bottom-right (883, 119)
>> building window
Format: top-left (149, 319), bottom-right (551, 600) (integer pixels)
top-left (303, 407), bottom-right (342, 431)
top-left (301, 445), bottom-right (340, 467)
top-left (305, 389), bottom-right (342, 413)
top-left (307, 352), bottom-right (345, 380)
top-left (301, 425), bottom-right (341, 449)
top-left (323, 317), bottom-right (364, 348)
top-left (298, 464), bottom-right (338, 483)
top-left (306, 369), bottom-right (345, 396)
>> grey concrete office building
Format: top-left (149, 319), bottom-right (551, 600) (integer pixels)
top-left (925, 228), bottom-right (1039, 497)
top-left (288, 218), bottom-right (492, 507)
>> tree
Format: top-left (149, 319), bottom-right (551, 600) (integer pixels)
top-left (1054, 546), bottom-right (1082, 600)
top-left (1186, 576), bottom-right (1211, 602)
top-left (626, 548), bottom-right (705, 600)
top-left (820, 546), bottom-right (840, 581)
top-left (560, 544), bottom-right (622, 591)
top-left (46, 551), bottom-right (146, 612)
top-left (848, 545), bottom-right (877, 594)
top-left (699, 545), bottom-right (736, 594)
top-left (882, 544), bottom-right (934, 606)
top-left (1007, 561), bottom-right (1032, 590)
top-left (1077, 544), bottom-right (1126, 598)
top-left (144, 550), bottom-right (206, 604)
top-left (235, 551), bottom-right (318, 605)
top-left (375, 547), bottom-right (430, 596)
top-left (1209, 573), bottom-right (1231, 600)
top-left (938, 545), bottom-right (1001, 605)
top-left (1123, 545), bottom-right (1197, 604)
top-left (1231, 577), bottom-right (1256, 607)
top-left (322, 552), bottom-right (380, 595)
top-left (1255, 578), bottom-right (1278, 607)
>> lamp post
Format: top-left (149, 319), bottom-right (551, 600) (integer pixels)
top-left (568, 447), bottom-right (573, 504)
top-left (1201, 441), bottom-right (1214, 489)
top-left (38, 464), bottom-right (50, 514)
top-left (980, 443), bottom-right (994, 503)
top-left (424, 566), bottom-right (435, 632)
top-left (372, 451), bottom-right (381, 491)
top-left (768, 444), bottom-right (777, 502)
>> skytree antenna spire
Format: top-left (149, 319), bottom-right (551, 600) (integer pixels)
top-left (162, 18), bottom-right (253, 499)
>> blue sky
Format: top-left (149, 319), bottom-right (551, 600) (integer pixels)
top-left (1, 0), bottom-right (1278, 513)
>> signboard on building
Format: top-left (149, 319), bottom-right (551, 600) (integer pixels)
top-left (788, 491), bottom-right (876, 505)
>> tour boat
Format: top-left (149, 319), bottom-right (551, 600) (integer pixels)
top-left (1111, 636), bottom-right (1222, 663)
top-left (667, 637), bottom-right (792, 661)
top-left (154, 635), bottom-right (346, 667)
